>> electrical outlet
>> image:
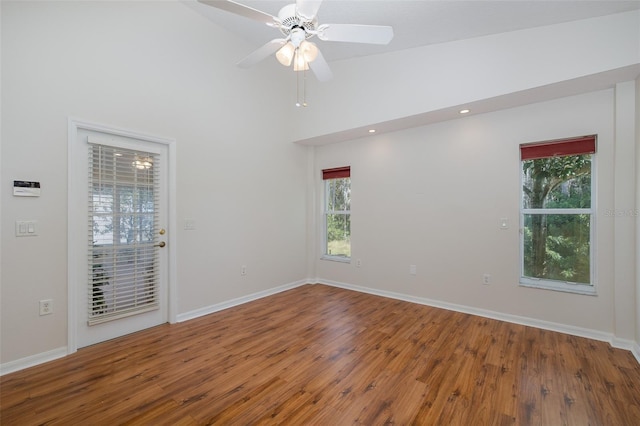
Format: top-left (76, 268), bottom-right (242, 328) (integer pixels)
top-left (483, 274), bottom-right (491, 285)
top-left (40, 299), bottom-right (53, 316)
top-left (241, 265), bottom-right (247, 276)
top-left (409, 265), bottom-right (417, 275)
top-left (355, 259), bottom-right (362, 268)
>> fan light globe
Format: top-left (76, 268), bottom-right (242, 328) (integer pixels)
top-left (276, 42), bottom-right (295, 66)
top-left (300, 41), bottom-right (318, 63)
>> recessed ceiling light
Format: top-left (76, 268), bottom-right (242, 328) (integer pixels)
top-left (459, 109), bottom-right (470, 114)
top-left (368, 129), bottom-right (376, 133)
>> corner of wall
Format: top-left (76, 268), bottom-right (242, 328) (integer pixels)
top-left (613, 81), bottom-right (638, 343)
top-left (305, 145), bottom-right (318, 281)
top-left (635, 75), bottom-right (640, 347)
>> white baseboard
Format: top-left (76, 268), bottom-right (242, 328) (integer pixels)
top-left (632, 342), bottom-right (640, 364)
top-left (317, 279), bottom-right (640, 361)
top-left (1, 346), bottom-right (68, 376)
top-left (175, 279), bottom-right (309, 323)
top-left (611, 336), bottom-right (640, 354)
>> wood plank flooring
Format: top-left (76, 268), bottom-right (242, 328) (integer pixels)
top-left (2, 284), bottom-right (640, 425)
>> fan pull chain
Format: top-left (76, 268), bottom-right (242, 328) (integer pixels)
top-left (302, 68), bottom-right (307, 107)
top-left (295, 49), bottom-right (308, 107)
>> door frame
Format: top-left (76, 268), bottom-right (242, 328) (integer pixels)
top-left (67, 117), bottom-right (177, 354)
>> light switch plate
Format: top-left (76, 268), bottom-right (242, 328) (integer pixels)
top-left (16, 220), bottom-right (38, 237)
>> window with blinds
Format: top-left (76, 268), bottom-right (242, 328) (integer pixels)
top-left (88, 143), bottom-right (160, 325)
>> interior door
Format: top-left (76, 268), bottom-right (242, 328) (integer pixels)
top-left (74, 128), bottom-right (169, 348)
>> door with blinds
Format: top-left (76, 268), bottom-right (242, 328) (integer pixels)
top-left (74, 128), bottom-right (169, 348)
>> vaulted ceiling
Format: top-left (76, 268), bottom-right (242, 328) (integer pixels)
top-left (184, 1), bottom-right (640, 144)
top-left (186, 0), bottom-right (640, 63)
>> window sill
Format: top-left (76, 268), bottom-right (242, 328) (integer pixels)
top-left (519, 277), bottom-right (596, 296)
top-left (321, 255), bottom-right (351, 264)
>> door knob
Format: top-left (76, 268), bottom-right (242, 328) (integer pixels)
top-left (155, 241), bottom-right (166, 248)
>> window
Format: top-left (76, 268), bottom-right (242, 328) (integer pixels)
top-left (322, 166), bottom-right (351, 260)
top-left (89, 143), bottom-right (160, 324)
top-left (520, 135), bottom-right (596, 294)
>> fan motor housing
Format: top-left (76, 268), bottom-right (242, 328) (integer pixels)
top-left (278, 3), bottom-right (316, 37)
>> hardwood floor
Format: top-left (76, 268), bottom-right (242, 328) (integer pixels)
top-left (2, 284), bottom-right (640, 425)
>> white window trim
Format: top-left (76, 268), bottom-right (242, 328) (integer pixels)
top-left (519, 155), bottom-right (597, 295)
top-left (321, 253), bottom-right (352, 263)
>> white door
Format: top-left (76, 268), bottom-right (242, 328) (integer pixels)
top-left (70, 124), bottom-right (170, 348)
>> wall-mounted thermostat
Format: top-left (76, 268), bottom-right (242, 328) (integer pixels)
top-left (13, 180), bottom-right (41, 197)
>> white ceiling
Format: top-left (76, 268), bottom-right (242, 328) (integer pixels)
top-left (186, 0), bottom-right (640, 63)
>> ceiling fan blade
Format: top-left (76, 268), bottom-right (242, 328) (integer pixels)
top-left (309, 49), bottom-right (333, 82)
top-left (318, 24), bottom-right (394, 45)
top-left (237, 39), bottom-right (287, 68)
top-left (296, 0), bottom-right (322, 21)
top-left (198, 0), bottom-right (279, 27)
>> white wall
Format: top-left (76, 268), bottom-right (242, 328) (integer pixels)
top-left (313, 88), bottom-right (635, 337)
top-left (0, 1), bottom-right (307, 365)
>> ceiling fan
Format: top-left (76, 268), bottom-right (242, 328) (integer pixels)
top-left (198, 0), bottom-right (394, 81)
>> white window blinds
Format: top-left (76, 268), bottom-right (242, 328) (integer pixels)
top-left (88, 143), bottom-right (160, 325)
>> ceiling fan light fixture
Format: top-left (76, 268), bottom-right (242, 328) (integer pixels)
top-left (276, 42), bottom-right (295, 66)
top-left (198, 0), bottom-right (394, 83)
